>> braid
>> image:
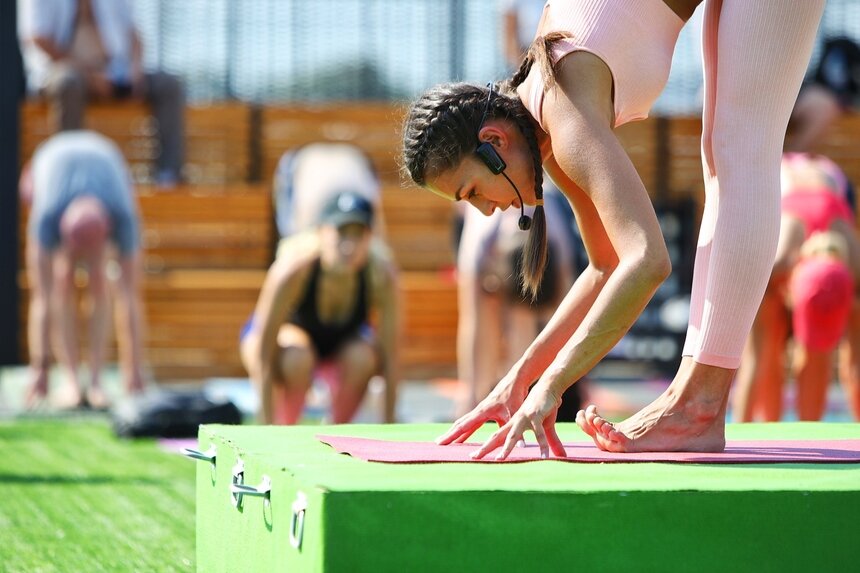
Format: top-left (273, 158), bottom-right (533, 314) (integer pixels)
top-left (494, 92), bottom-right (548, 300)
top-left (401, 84), bottom-right (486, 185)
top-left (504, 31), bottom-right (573, 92)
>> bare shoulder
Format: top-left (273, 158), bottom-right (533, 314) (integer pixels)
top-left (542, 50), bottom-right (615, 135)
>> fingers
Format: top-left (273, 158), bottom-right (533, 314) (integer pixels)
top-left (545, 413), bottom-right (567, 458)
top-left (440, 408), bottom-right (512, 445)
top-left (531, 421), bottom-right (550, 459)
top-left (470, 422), bottom-right (512, 460)
top-left (436, 414), bottom-right (484, 445)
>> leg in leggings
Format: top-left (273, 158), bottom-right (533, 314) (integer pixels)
top-left (578, 0), bottom-right (825, 451)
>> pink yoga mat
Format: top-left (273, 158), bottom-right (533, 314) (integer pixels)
top-left (317, 435), bottom-right (860, 464)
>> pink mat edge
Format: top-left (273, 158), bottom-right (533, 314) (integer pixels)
top-left (316, 434), bottom-right (860, 464)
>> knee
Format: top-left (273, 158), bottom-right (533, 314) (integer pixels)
top-left (279, 346), bottom-right (316, 386)
top-left (710, 129), bottom-right (766, 174)
top-left (339, 341), bottom-right (378, 380)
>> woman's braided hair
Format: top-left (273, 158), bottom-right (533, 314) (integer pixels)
top-left (401, 32), bottom-right (570, 300)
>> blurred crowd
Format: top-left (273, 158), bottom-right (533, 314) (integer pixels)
top-left (12, 0), bottom-right (860, 424)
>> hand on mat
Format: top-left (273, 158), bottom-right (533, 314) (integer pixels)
top-left (25, 366), bottom-right (49, 409)
top-left (436, 373), bottom-right (529, 446)
top-left (471, 385), bottom-right (566, 461)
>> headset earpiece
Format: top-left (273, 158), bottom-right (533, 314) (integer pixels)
top-left (476, 142), bottom-right (506, 174)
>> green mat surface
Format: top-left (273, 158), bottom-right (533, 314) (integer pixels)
top-left (0, 419), bottom-right (195, 573)
top-left (197, 422), bottom-right (860, 572)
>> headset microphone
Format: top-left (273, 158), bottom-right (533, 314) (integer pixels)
top-left (475, 83), bottom-right (535, 231)
top-left (476, 141), bottom-right (532, 230)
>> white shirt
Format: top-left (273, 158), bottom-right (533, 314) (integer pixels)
top-left (274, 143), bottom-right (381, 237)
top-left (18, 0), bottom-right (137, 91)
top-left (30, 131), bottom-right (139, 255)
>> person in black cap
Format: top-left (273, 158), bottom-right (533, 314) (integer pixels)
top-left (241, 191), bottom-right (401, 425)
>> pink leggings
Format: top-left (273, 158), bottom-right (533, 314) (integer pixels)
top-left (682, 0), bottom-right (825, 369)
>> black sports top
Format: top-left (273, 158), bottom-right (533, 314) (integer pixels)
top-left (289, 257), bottom-right (370, 358)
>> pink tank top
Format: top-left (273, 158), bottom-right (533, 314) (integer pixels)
top-left (523, 0), bottom-right (683, 129)
top-left (781, 188), bottom-right (854, 238)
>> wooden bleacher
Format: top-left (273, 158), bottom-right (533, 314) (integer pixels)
top-left (21, 101), bottom-right (252, 184)
top-left (18, 101), bottom-right (461, 380)
top-left (17, 101), bottom-right (860, 381)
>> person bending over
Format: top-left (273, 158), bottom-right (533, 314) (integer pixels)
top-left (241, 192), bottom-right (400, 424)
top-left (733, 153), bottom-right (860, 422)
top-left (402, 0), bottom-right (824, 457)
top-left (23, 130), bottom-right (144, 409)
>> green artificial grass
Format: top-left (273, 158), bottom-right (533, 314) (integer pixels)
top-left (0, 419), bottom-right (195, 572)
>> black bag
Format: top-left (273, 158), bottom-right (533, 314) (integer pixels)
top-left (111, 389), bottom-right (242, 438)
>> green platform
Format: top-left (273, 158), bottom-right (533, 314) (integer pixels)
top-left (195, 423), bottom-right (860, 573)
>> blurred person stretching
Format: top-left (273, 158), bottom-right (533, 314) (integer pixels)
top-left (22, 130), bottom-right (145, 409)
top-left (18, 0), bottom-right (185, 186)
top-left (733, 153), bottom-right (860, 422)
top-left (241, 192), bottom-right (400, 425)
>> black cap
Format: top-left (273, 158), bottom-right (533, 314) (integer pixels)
top-left (319, 191), bottom-right (374, 228)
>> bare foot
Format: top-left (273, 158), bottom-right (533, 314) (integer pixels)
top-left (54, 382), bottom-right (84, 410)
top-left (576, 360), bottom-right (733, 453)
top-left (86, 386), bottom-right (111, 410)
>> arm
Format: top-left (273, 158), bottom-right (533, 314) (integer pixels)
top-left (533, 106), bottom-right (670, 402)
top-left (51, 251), bottom-right (81, 383)
top-left (113, 252), bottom-right (145, 392)
top-left (769, 214), bottom-right (804, 294)
top-left (86, 250), bottom-right (111, 390)
top-left (464, 53), bottom-right (670, 457)
top-left (246, 254), bottom-right (310, 424)
top-left (26, 241), bottom-right (54, 385)
top-left (831, 219), bottom-right (860, 295)
top-left (370, 254), bottom-right (401, 423)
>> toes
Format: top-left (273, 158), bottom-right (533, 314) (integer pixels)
top-left (575, 409), bottom-right (596, 437)
top-left (584, 404), bottom-right (601, 430)
top-left (591, 412), bottom-right (614, 438)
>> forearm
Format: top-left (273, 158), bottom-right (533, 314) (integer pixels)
top-left (509, 264), bottom-right (609, 386)
top-left (116, 293), bottom-right (144, 385)
top-left (243, 335), bottom-right (274, 424)
top-left (52, 289), bottom-right (79, 372)
top-left (115, 256), bottom-right (145, 388)
top-left (258, 374), bottom-right (274, 425)
top-left (88, 290), bottom-right (111, 382)
top-left (378, 294), bottom-right (401, 422)
top-left (28, 295), bottom-right (51, 369)
top-left (380, 335), bottom-right (400, 423)
top-left (535, 259), bottom-right (665, 398)
top-left (253, 333), bottom-right (278, 425)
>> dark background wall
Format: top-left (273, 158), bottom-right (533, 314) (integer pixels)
top-left (0, 1), bottom-right (21, 364)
